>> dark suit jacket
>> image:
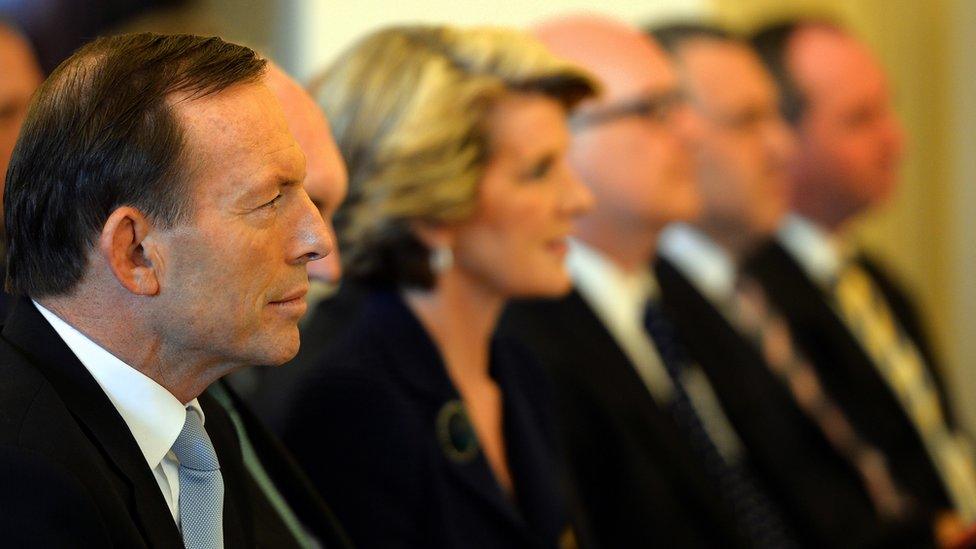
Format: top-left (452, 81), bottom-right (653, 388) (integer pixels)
top-left (279, 289), bottom-right (576, 549)
top-left (500, 289), bottom-right (751, 549)
top-left (746, 241), bottom-right (953, 518)
top-left (0, 297), bottom-right (350, 548)
top-left (655, 257), bottom-right (935, 548)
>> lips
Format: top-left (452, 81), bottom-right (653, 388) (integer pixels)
top-left (269, 286), bottom-right (308, 305)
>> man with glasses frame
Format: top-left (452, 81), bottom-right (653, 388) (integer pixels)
top-left (501, 15), bottom-right (796, 548)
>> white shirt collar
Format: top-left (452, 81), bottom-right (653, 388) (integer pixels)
top-left (568, 238), bottom-right (658, 311)
top-left (33, 300), bottom-right (202, 470)
top-left (567, 239), bottom-right (674, 403)
top-left (776, 214), bottom-right (845, 287)
top-left (657, 223), bottom-right (736, 305)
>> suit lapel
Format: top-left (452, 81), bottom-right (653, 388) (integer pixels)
top-left (366, 291), bottom-right (530, 537)
top-left (1, 298), bottom-right (182, 547)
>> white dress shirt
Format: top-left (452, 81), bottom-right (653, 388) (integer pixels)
top-left (776, 213), bottom-right (845, 288)
top-left (34, 300), bottom-right (202, 526)
top-left (568, 239), bottom-right (674, 404)
top-left (569, 238), bottom-right (745, 462)
top-left (656, 224), bottom-right (755, 461)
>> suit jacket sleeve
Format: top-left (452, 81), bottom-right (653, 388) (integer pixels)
top-left (0, 445), bottom-right (113, 547)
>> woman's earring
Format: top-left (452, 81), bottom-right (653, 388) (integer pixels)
top-left (429, 245), bottom-right (454, 273)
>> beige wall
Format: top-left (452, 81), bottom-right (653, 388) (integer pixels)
top-left (712, 0), bottom-right (975, 432)
top-left (287, 0), bottom-right (708, 80)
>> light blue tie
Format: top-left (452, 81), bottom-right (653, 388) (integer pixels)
top-left (172, 408), bottom-right (224, 549)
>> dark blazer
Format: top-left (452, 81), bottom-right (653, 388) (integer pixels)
top-left (0, 297), bottom-right (350, 548)
top-left (210, 379), bottom-right (353, 548)
top-left (500, 289), bottom-right (751, 549)
top-left (746, 241), bottom-right (953, 517)
top-left (279, 289), bottom-right (577, 549)
top-left (655, 257), bottom-right (935, 548)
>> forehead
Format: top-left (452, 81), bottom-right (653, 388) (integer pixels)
top-left (486, 93), bottom-right (568, 158)
top-left (283, 93), bottom-right (347, 205)
top-left (679, 40), bottom-right (777, 107)
top-left (173, 82), bottom-right (305, 200)
top-left (788, 27), bottom-right (889, 108)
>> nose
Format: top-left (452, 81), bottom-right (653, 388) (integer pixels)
top-left (767, 116), bottom-right (797, 166)
top-left (670, 101), bottom-right (704, 151)
top-left (306, 222), bottom-right (342, 283)
top-left (292, 188), bottom-right (332, 266)
top-left (558, 160), bottom-right (595, 218)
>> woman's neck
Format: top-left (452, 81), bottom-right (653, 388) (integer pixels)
top-left (404, 269), bottom-right (505, 385)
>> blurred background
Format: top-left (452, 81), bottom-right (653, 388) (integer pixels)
top-left (3, 0), bottom-right (973, 432)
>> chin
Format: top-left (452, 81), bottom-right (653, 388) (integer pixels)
top-left (256, 330), bottom-right (301, 366)
top-left (511, 273), bottom-right (573, 299)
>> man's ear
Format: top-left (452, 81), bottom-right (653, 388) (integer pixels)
top-left (97, 206), bottom-right (160, 296)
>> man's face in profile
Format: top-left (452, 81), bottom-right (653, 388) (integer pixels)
top-left (0, 29), bottom-right (42, 204)
top-left (678, 39), bottom-right (794, 239)
top-left (149, 81), bottom-right (329, 367)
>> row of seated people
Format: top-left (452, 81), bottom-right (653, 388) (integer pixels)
top-left (235, 14), bottom-right (976, 549)
top-left (0, 9), bottom-right (970, 549)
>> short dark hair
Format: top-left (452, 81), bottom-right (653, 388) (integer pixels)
top-left (4, 32), bottom-right (266, 297)
top-left (648, 21), bottom-right (738, 55)
top-left (749, 18), bottom-right (842, 125)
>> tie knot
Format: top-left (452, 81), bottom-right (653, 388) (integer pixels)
top-left (172, 408), bottom-right (220, 472)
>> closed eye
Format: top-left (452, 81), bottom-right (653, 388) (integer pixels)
top-left (523, 154), bottom-right (556, 181)
top-left (260, 193), bottom-right (283, 209)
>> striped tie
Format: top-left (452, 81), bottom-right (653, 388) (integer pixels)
top-left (172, 408), bottom-right (225, 549)
top-left (833, 261), bottom-right (976, 521)
top-left (731, 276), bottom-right (912, 519)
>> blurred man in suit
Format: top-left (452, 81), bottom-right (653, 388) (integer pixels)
top-left (0, 23), bottom-right (42, 317)
top-left (651, 22), bottom-right (941, 547)
top-left (748, 20), bottom-right (976, 545)
top-left (0, 32), bottom-right (350, 547)
top-left (500, 15), bottom-right (803, 548)
top-left (229, 63), bottom-right (355, 432)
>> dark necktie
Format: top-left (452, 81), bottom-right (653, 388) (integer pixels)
top-left (643, 300), bottom-right (798, 549)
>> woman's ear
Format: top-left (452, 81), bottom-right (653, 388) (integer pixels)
top-left (411, 220), bottom-right (457, 252)
top-left (97, 206), bottom-right (160, 296)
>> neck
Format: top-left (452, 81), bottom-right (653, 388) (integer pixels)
top-left (38, 294), bottom-right (236, 404)
top-left (404, 269), bottom-right (504, 385)
top-left (693, 220), bottom-right (762, 264)
top-left (790, 180), bottom-right (859, 234)
top-left (575, 214), bottom-right (661, 274)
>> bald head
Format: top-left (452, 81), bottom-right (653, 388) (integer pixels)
top-left (535, 15), bottom-right (673, 105)
top-left (532, 15), bottom-right (700, 260)
top-left (265, 63), bottom-right (348, 283)
top-left (0, 25), bottom-right (42, 211)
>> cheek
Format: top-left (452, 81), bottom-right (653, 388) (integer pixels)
top-left (457, 197), bottom-right (568, 295)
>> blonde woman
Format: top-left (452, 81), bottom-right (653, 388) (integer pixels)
top-left (279, 25), bottom-right (597, 548)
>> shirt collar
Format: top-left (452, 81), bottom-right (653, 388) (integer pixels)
top-left (568, 238), bottom-right (658, 309)
top-left (776, 214), bottom-right (845, 287)
top-left (32, 300), bottom-right (203, 469)
top-left (657, 223), bottom-right (737, 305)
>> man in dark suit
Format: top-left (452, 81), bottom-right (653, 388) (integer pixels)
top-left (501, 15), bottom-right (802, 548)
top-left (747, 20), bottom-right (976, 544)
top-left (650, 22), bottom-right (940, 547)
top-left (0, 32), bottom-right (350, 547)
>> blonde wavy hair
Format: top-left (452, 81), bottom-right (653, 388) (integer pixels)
top-left (310, 24), bottom-right (597, 288)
